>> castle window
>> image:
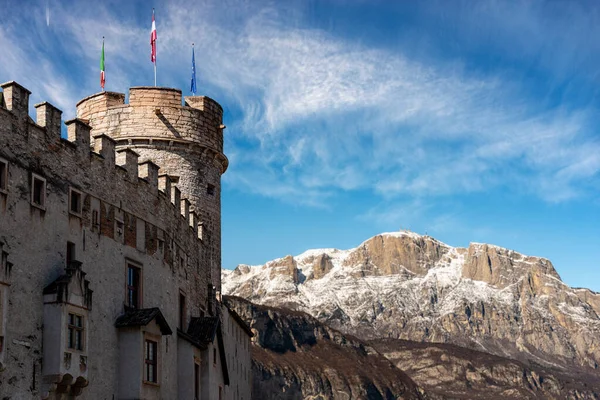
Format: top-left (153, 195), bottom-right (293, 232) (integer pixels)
top-left (66, 242), bottom-right (76, 267)
top-left (67, 313), bottom-right (84, 351)
top-left (92, 209), bottom-right (99, 229)
top-left (179, 292), bottom-right (186, 331)
top-left (0, 287), bottom-right (4, 353)
top-left (144, 339), bottom-right (158, 383)
top-left (194, 362), bottom-right (200, 400)
top-left (31, 173), bottom-right (46, 209)
top-left (0, 158), bottom-right (7, 192)
top-left (126, 263), bottom-right (142, 309)
top-left (207, 184), bottom-right (215, 196)
top-left (69, 188), bottom-right (82, 216)
top-left (213, 347), bottom-right (217, 366)
top-left (116, 218), bottom-right (124, 236)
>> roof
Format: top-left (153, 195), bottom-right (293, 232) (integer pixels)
top-left (43, 274), bottom-right (70, 295)
top-left (115, 307), bottom-right (173, 335)
top-left (224, 305), bottom-right (254, 338)
top-left (187, 316), bottom-right (219, 343)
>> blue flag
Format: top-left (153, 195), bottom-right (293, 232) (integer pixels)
top-left (190, 45), bottom-right (197, 95)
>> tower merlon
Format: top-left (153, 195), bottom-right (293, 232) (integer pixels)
top-left (184, 96), bottom-right (223, 120)
top-left (171, 185), bottom-right (181, 215)
top-left (129, 87), bottom-right (182, 109)
top-left (181, 198), bottom-right (190, 223)
top-left (35, 102), bottom-right (62, 139)
top-left (116, 148), bottom-right (139, 180)
top-left (65, 118), bottom-right (92, 157)
top-left (92, 134), bottom-right (116, 165)
top-left (190, 210), bottom-right (199, 232)
top-left (158, 174), bottom-right (171, 197)
top-left (76, 91), bottom-right (126, 119)
top-left (139, 160), bottom-right (160, 190)
top-left (1, 81), bottom-right (31, 121)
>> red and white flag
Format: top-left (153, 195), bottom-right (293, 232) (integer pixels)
top-left (150, 9), bottom-right (157, 63)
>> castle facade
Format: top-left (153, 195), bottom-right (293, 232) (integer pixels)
top-left (0, 81), bottom-right (252, 399)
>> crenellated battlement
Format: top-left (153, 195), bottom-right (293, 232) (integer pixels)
top-left (75, 87), bottom-right (227, 173)
top-left (0, 81), bottom-right (206, 252)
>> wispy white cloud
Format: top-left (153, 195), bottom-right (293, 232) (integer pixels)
top-left (1, 0), bottom-right (599, 210)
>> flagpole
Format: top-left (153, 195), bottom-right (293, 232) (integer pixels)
top-left (154, 60), bottom-right (157, 87)
top-left (103, 37), bottom-right (105, 92)
top-left (191, 43), bottom-right (195, 96)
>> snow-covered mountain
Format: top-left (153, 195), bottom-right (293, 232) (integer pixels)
top-left (222, 231), bottom-right (600, 371)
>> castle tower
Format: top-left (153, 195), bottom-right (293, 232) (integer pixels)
top-left (76, 87), bottom-right (228, 291)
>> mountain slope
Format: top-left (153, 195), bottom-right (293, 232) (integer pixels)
top-left (222, 231), bottom-right (600, 372)
top-left (224, 296), bottom-right (600, 399)
top-left (370, 338), bottom-right (600, 399)
top-left (222, 296), bottom-right (429, 400)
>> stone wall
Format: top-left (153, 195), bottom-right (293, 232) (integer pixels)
top-left (77, 87), bottom-right (227, 292)
top-left (0, 81), bottom-right (226, 399)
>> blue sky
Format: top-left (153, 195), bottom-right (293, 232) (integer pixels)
top-left (1, 0), bottom-right (599, 291)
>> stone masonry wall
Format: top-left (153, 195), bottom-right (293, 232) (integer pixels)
top-left (0, 81), bottom-right (221, 399)
top-left (76, 87), bottom-right (226, 292)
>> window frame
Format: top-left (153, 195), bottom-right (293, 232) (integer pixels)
top-left (67, 312), bottom-right (85, 352)
top-left (68, 187), bottom-right (83, 217)
top-left (31, 173), bottom-right (46, 209)
top-left (144, 339), bottom-right (159, 384)
top-left (125, 261), bottom-right (142, 309)
top-left (0, 158), bottom-right (8, 193)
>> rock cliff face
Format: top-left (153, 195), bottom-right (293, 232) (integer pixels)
top-left (223, 231), bottom-right (600, 372)
top-left (223, 296), bottom-right (428, 400)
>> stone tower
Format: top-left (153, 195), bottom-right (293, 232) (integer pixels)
top-left (76, 87), bottom-right (228, 291)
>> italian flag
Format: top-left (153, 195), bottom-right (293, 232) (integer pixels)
top-left (100, 38), bottom-right (105, 90)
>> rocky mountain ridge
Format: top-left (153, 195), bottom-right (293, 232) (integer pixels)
top-left (222, 231), bottom-right (600, 372)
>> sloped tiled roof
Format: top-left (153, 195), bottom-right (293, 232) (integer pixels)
top-left (187, 316), bottom-right (219, 343)
top-left (115, 307), bottom-right (173, 335)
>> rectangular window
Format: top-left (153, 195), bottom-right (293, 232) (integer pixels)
top-left (213, 347), bottom-right (217, 366)
top-left (67, 313), bottom-right (84, 351)
top-left (145, 339), bottom-right (158, 383)
top-left (92, 209), bottom-right (99, 229)
top-left (66, 242), bottom-right (75, 267)
top-left (127, 264), bottom-right (141, 309)
top-left (31, 174), bottom-right (46, 208)
top-left (207, 184), bottom-right (215, 196)
top-left (69, 188), bottom-right (82, 216)
top-left (0, 158), bottom-right (7, 192)
top-left (194, 362), bottom-right (200, 400)
top-left (179, 292), bottom-right (186, 331)
top-left (0, 287), bottom-right (4, 353)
